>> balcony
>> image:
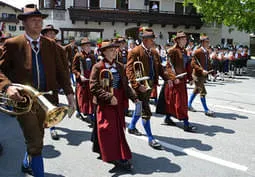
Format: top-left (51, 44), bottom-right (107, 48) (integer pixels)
top-left (68, 7), bottom-right (203, 29)
top-left (0, 17), bottom-right (19, 23)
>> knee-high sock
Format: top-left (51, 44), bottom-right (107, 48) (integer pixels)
top-left (188, 93), bottom-right (197, 108)
top-left (128, 112), bottom-right (140, 129)
top-left (23, 152), bottom-right (30, 168)
top-left (31, 155), bottom-right (44, 177)
top-left (142, 119), bottom-right (154, 142)
top-left (200, 96), bottom-right (209, 112)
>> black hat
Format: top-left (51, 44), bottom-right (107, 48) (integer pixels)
top-left (17, 4), bottom-right (48, 21)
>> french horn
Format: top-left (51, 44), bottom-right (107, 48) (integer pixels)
top-left (0, 84), bottom-right (69, 128)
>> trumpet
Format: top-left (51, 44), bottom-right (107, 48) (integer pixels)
top-left (99, 69), bottom-right (114, 95)
top-left (133, 61), bottom-right (151, 91)
top-left (0, 84), bottom-right (69, 128)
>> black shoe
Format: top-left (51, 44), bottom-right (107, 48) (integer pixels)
top-left (21, 164), bottom-right (33, 176)
top-left (205, 110), bottom-right (215, 117)
top-left (149, 140), bottom-right (163, 150)
top-left (164, 118), bottom-right (176, 126)
top-left (184, 125), bottom-right (197, 132)
top-left (115, 160), bottom-right (133, 171)
top-left (50, 130), bottom-right (60, 140)
top-left (128, 128), bottom-right (142, 136)
top-left (188, 106), bottom-right (197, 112)
top-left (0, 143), bottom-right (3, 155)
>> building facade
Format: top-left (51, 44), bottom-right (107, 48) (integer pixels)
top-left (4, 0), bottom-right (250, 51)
top-left (0, 1), bottom-right (23, 37)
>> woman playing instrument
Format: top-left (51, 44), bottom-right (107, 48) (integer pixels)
top-left (90, 40), bottom-right (138, 170)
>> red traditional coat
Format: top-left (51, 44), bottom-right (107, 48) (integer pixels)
top-left (90, 59), bottom-right (137, 162)
top-left (72, 50), bottom-right (96, 114)
top-left (164, 45), bottom-right (189, 120)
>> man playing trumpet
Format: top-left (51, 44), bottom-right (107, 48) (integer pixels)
top-left (0, 4), bottom-right (75, 176)
top-left (126, 27), bottom-right (173, 149)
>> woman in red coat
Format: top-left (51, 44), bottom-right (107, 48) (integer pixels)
top-left (90, 40), bottom-right (138, 170)
top-left (72, 37), bottom-right (96, 121)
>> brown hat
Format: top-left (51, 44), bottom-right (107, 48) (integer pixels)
top-left (200, 34), bottom-right (209, 41)
top-left (18, 4), bottom-right (48, 21)
top-left (99, 40), bottom-right (119, 51)
top-left (174, 31), bottom-right (187, 41)
top-left (41, 24), bottom-right (59, 35)
top-left (80, 37), bottom-right (91, 45)
top-left (139, 27), bottom-right (156, 39)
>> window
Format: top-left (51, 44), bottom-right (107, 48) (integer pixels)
top-left (8, 14), bottom-right (16, 19)
top-left (149, 1), bottom-right (159, 12)
top-left (19, 26), bottom-right (25, 31)
top-left (90, 0), bottom-right (100, 9)
top-left (185, 3), bottom-right (197, 15)
top-left (39, 0), bottom-right (65, 9)
top-left (117, 0), bottom-right (128, 10)
top-left (9, 25), bottom-right (16, 31)
top-left (227, 39), bottom-right (233, 45)
top-left (175, 2), bottom-right (184, 15)
top-left (2, 13), bottom-right (8, 19)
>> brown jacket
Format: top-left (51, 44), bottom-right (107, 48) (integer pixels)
top-left (64, 43), bottom-right (79, 69)
top-left (191, 47), bottom-right (212, 77)
top-left (126, 45), bottom-right (170, 90)
top-left (0, 35), bottom-right (73, 104)
top-left (90, 60), bottom-right (137, 105)
top-left (167, 45), bottom-right (187, 75)
top-left (72, 50), bottom-right (96, 81)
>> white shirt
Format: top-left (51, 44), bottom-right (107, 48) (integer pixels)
top-left (25, 33), bottom-right (40, 52)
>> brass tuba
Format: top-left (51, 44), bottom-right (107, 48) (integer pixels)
top-left (133, 61), bottom-right (151, 91)
top-left (99, 69), bottom-right (114, 95)
top-left (0, 84), bottom-right (69, 128)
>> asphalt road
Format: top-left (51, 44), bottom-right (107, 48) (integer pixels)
top-left (0, 60), bottom-right (255, 177)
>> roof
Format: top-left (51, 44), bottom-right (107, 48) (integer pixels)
top-left (0, 1), bottom-right (22, 12)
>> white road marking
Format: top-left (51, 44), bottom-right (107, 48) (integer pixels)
top-left (214, 105), bottom-right (255, 115)
top-left (133, 135), bottom-right (248, 172)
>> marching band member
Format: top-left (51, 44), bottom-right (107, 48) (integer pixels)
top-left (126, 27), bottom-right (173, 149)
top-left (90, 40), bottom-right (138, 170)
top-left (72, 37), bottom-right (96, 122)
top-left (64, 37), bottom-right (79, 86)
top-left (0, 4), bottom-right (75, 176)
top-left (114, 37), bottom-right (133, 117)
top-left (157, 31), bottom-right (196, 132)
top-left (188, 35), bottom-right (215, 117)
top-left (41, 24), bottom-right (70, 140)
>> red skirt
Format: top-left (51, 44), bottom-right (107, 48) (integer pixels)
top-left (76, 70), bottom-right (93, 114)
top-left (150, 85), bottom-right (158, 99)
top-left (97, 87), bottom-right (131, 162)
top-left (164, 81), bottom-right (188, 120)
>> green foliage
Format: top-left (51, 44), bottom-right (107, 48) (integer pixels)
top-left (184, 0), bottom-right (255, 33)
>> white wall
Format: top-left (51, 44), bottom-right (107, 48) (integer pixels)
top-left (221, 25), bottom-right (250, 46)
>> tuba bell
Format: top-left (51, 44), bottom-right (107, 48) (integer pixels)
top-left (133, 61), bottom-right (151, 91)
top-left (0, 84), bottom-right (69, 128)
top-left (99, 69), bottom-right (114, 95)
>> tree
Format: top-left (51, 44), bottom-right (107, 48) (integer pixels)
top-left (184, 0), bottom-right (255, 33)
